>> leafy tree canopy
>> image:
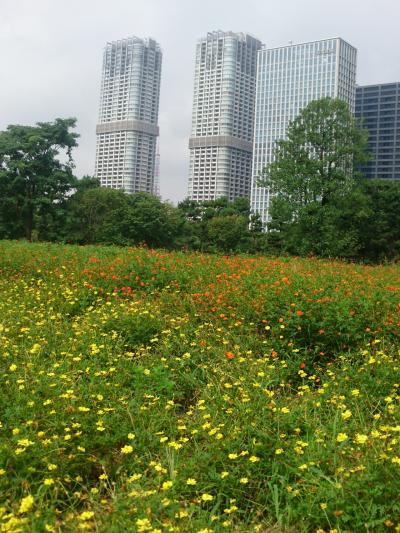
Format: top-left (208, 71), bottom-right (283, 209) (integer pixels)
top-left (0, 118), bottom-right (79, 240)
top-left (178, 197), bottom-right (251, 222)
top-left (65, 188), bottom-right (187, 249)
top-left (260, 98), bottom-right (370, 213)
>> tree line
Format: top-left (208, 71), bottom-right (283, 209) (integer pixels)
top-left (0, 100), bottom-right (399, 261)
top-left (261, 98), bottom-right (400, 261)
top-left (0, 118), bottom-right (264, 252)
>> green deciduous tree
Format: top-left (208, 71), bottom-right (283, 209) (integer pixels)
top-left (261, 97), bottom-right (370, 213)
top-left (206, 214), bottom-right (250, 253)
top-left (64, 186), bottom-right (129, 244)
top-left (356, 180), bottom-right (400, 261)
top-left (122, 192), bottom-right (187, 249)
top-left (268, 188), bottom-right (370, 258)
top-left (0, 118), bottom-right (79, 241)
top-left (177, 197), bottom-right (266, 253)
top-left (65, 188), bottom-right (186, 249)
top-left (259, 98), bottom-right (371, 257)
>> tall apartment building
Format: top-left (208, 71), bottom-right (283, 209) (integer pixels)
top-left (356, 83), bottom-right (400, 180)
top-left (188, 31), bottom-right (262, 202)
top-left (95, 37), bottom-right (162, 194)
top-left (251, 38), bottom-right (357, 226)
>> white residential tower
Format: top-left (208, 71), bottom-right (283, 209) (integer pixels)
top-left (95, 37), bottom-right (162, 194)
top-left (188, 31), bottom-right (262, 202)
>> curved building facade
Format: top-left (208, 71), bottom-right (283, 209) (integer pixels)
top-left (188, 31), bottom-right (262, 202)
top-left (95, 37), bottom-right (162, 194)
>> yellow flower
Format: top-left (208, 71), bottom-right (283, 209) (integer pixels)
top-left (128, 433), bottom-right (135, 439)
top-left (220, 471), bottom-right (229, 479)
top-left (351, 389), bottom-right (360, 396)
top-left (43, 478), bottom-right (54, 486)
top-left (355, 434), bottom-right (368, 445)
top-left (275, 448), bottom-right (284, 455)
top-left (239, 477), bottom-right (249, 484)
top-left (228, 453), bottom-right (238, 460)
top-left (136, 518), bottom-right (151, 529)
top-left (336, 433), bottom-right (348, 443)
top-left (341, 410), bottom-right (352, 420)
top-left (121, 445), bottom-right (133, 454)
top-left (162, 481), bottom-right (173, 491)
top-left (17, 439), bottom-right (34, 448)
top-left (79, 511), bottom-right (94, 521)
top-left (249, 455), bottom-right (260, 462)
top-left (18, 495), bottom-right (34, 514)
top-left (9, 364), bottom-right (17, 372)
top-left (186, 478), bottom-right (197, 485)
top-left (168, 441), bottom-right (183, 449)
top-left (320, 502), bottom-right (328, 510)
top-left (224, 505), bottom-right (238, 514)
top-left (201, 493), bottom-right (214, 502)
top-left (129, 473), bottom-right (142, 482)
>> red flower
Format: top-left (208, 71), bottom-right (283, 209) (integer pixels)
top-left (226, 351), bottom-right (235, 360)
top-left (296, 310), bottom-right (304, 317)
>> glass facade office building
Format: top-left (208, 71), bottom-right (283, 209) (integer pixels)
top-left (95, 37), bottom-right (162, 194)
top-left (251, 38), bottom-right (357, 226)
top-left (188, 31), bottom-right (262, 202)
top-left (356, 83), bottom-right (400, 180)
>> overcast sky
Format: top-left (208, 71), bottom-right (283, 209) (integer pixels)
top-left (1, 0), bottom-right (399, 203)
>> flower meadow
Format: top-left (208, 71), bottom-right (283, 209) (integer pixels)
top-left (1, 241), bottom-right (400, 533)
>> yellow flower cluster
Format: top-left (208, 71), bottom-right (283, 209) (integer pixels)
top-left (0, 241), bottom-right (399, 532)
